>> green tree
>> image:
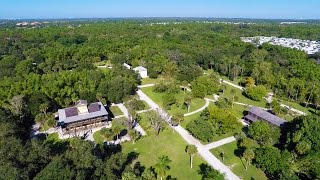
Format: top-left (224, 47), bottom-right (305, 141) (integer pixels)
top-left (154, 156), bottom-right (171, 180)
top-left (141, 168), bottom-right (156, 180)
top-left (185, 145), bottom-right (197, 168)
top-left (122, 171), bottom-right (137, 180)
top-left (128, 129), bottom-right (140, 144)
top-left (248, 120), bottom-right (280, 146)
top-left (100, 128), bottom-right (114, 144)
top-left (112, 125), bottom-right (122, 142)
top-left (199, 164), bottom-right (224, 180)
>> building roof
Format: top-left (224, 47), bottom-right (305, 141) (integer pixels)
top-left (58, 101), bottom-right (108, 124)
top-left (248, 106), bottom-right (286, 127)
top-left (133, 66), bottom-right (147, 72)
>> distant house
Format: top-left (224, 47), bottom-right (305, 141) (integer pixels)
top-left (133, 66), bottom-right (148, 79)
top-left (244, 106), bottom-right (286, 127)
top-left (58, 100), bottom-right (109, 134)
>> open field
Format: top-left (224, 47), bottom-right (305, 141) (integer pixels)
top-left (141, 87), bottom-right (206, 115)
top-left (122, 126), bottom-right (205, 180)
top-left (219, 85), bottom-right (267, 108)
top-left (211, 142), bottom-right (267, 180)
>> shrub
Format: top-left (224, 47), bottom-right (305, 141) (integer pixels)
top-left (244, 85), bottom-right (267, 101)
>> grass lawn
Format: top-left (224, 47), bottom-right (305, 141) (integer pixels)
top-left (110, 106), bottom-right (123, 116)
top-left (274, 98), bottom-right (310, 115)
top-left (46, 133), bottom-right (59, 142)
top-left (93, 130), bottom-right (104, 144)
top-left (141, 87), bottom-right (206, 115)
top-left (230, 104), bottom-right (248, 119)
top-left (211, 142), bottom-right (267, 180)
top-left (94, 60), bottom-right (112, 66)
top-left (122, 127), bottom-right (205, 180)
top-left (141, 77), bottom-right (163, 85)
top-left (219, 86), bottom-right (267, 108)
top-left (182, 112), bottom-right (202, 128)
top-left (39, 122), bottom-right (50, 132)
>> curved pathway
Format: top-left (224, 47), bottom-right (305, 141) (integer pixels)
top-left (137, 89), bottom-right (240, 180)
top-left (220, 79), bottom-right (307, 115)
top-left (184, 98), bottom-right (210, 117)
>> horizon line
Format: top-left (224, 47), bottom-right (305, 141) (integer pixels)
top-left (1, 16), bottom-right (320, 21)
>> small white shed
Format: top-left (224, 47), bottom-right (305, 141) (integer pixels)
top-left (133, 66), bottom-right (148, 79)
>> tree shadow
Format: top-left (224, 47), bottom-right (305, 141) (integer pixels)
top-left (198, 163), bottom-right (210, 176)
top-left (126, 151), bottom-right (140, 165)
top-left (44, 139), bottom-right (70, 155)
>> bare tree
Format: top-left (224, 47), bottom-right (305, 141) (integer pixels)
top-left (148, 111), bottom-right (165, 136)
top-left (8, 95), bottom-right (25, 117)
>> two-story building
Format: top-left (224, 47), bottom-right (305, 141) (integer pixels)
top-left (58, 100), bottom-right (109, 134)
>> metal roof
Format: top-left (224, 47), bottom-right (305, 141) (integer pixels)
top-left (58, 102), bottom-right (108, 124)
top-left (133, 66), bottom-right (147, 72)
top-left (248, 106), bottom-right (286, 127)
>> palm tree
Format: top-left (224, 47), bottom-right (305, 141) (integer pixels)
top-left (100, 128), bottom-right (114, 144)
top-left (243, 148), bottom-right (255, 170)
top-left (185, 145), bottom-right (197, 168)
top-left (154, 156), bottom-right (171, 180)
top-left (184, 95), bottom-right (192, 112)
top-left (128, 129), bottom-right (140, 144)
top-left (171, 113), bottom-right (184, 126)
top-left (112, 125), bottom-right (122, 143)
top-left (230, 89), bottom-right (236, 108)
top-left (219, 151), bottom-right (225, 162)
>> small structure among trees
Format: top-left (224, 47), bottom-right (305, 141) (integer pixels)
top-left (133, 66), bottom-right (148, 79)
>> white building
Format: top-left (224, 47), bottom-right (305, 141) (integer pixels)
top-left (133, 66), bottom-right (148, 79)
top-left (123, 63), bottom-right (131, 69)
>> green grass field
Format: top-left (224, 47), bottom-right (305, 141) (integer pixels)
top-left (219, 86), bottom-right (267, 108)
top-left (141, 87), bottom-right (206, 115)
top-left (93, 130), bottom-right (105, 144)
top-left (122, 127), bottom-right (205, 180)
top-left (211, 142), bottom-right (267, 180)
top-left (110, 106), bottom-right (123, 116)
top-left (141, 78), bottom-right (163, 85)
top-left (46, 133), bottom-right (59, 142)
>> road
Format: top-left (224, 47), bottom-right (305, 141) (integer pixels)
top-left (137, 89), bottom-right (240, 180)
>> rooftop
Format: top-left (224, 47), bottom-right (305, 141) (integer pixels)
top-left (247, 106), bottom-right (286, 127)
top-left (133, 66), bottom-right (147, 71)
top-left (58, 101), bottom-right (108, 124)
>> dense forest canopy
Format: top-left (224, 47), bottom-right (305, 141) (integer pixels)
top-left (1, 20), bottom-right (320, 179)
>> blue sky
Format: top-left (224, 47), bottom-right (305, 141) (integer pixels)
top-left (1, 0), bottom-right (320, 19)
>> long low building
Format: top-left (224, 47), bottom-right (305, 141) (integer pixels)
top-left (244, 106), bottom-right (286, 127)
top-left (58, 100), bottom-right (109, 134)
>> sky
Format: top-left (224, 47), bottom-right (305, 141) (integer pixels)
top-left (1, 0), bottom-right (320, 19)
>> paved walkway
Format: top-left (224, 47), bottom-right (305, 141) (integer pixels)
top-left (204, 136), bottom-right (236, 150)
top-left (137, 89), bottom-right (240, 180)
top-left (221, 79), bottom-right (307, 115)
top-left (184, 98), bottom-right (211, 117)
top-left (137, 84), bottom-right (155, 88)
top-left (220, 79), bottom-right (244, 90)
top-left (116, 103), bottom-right (147, 136)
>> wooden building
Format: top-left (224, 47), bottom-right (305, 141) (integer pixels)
top-left (58, 100), bottom-right (109, 134)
